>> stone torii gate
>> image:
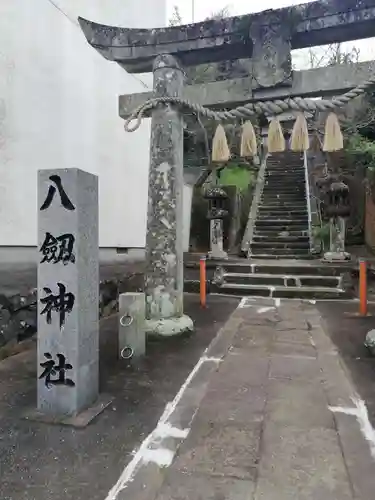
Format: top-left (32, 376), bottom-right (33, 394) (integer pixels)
top-left (79, 0), bottom-right (375, 335)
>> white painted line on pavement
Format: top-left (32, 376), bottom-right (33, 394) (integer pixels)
top-left (329, 396), bottom-right (375, 461)
top-left (238, 297), bottom-right (256, 308)
top-left (257, 306), bottom-right (275, 314)
top-left (105, 354), bottom-right (221, 500)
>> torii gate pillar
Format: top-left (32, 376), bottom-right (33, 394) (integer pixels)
top-left (144, 54), bottom-right (193, 336)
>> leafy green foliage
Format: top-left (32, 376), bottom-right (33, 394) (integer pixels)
top-left (346, 134), bottom-right (375, 174)
top-left (219, 166), bottom-right (255, 192)
top-left (313, 222), bottom-right (331, 250)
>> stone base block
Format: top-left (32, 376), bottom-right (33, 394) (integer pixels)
top-left (208, 250), bottom-right (229, 260)
top-left (24, 394), bottom-right (113, 428)
top-left (145, 315), bottom-right (194, 337)
top-left (322, 251), bottom-right (351, 262)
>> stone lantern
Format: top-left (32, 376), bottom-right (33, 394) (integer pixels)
top-left (320, 177), bottom-right (351, 262)
top-left (204, 186), bottom-right (229, 260)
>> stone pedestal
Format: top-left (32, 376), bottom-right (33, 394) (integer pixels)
top-left (144, 54), bottom-right (193, 337)
top-left (323, 216), bottom-right (351, 262)
top-left (119, 292), bottom-right (146, 361)
top-left (37, 169), bottom-right (99, 417)
top-left (208, 219), bottom-right (228, 260)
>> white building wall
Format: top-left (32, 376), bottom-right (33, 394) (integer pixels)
top-left (0, 0), bottom-right (166, 256)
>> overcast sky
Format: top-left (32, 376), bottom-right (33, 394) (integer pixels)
top-left (167, 0), bottom-right (312, 21)
top-left (166, 0), bottom-right (375, 65)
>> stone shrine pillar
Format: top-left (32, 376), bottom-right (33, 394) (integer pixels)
top-left (144, 54), bottom-right (193, 336)
top-left (37, 169), bottom-right (99, 417)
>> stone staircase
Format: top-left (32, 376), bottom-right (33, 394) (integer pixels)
top-left (212, 261), bottom-right (352, 300)
top-left (250, 152), bottom-right (311, 259)
top-left (206, 152), bottom-right (353, 300)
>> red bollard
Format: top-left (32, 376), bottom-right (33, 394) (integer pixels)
top-left (359, 259), bottom-right (368, 316)
top-left (200, 257), bottom-right (207, 308)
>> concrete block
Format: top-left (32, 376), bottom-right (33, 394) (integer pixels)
top-left (118, 292), bottom-right (146, 360)
top-left (37, 168), bottom-right (99, 417)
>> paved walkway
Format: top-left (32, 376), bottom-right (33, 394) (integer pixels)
top-left (115, 298), bottom-right (375, 500)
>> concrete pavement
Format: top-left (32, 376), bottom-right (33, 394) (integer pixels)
top-left (114, 297), bottom-right (375, 500)
top-left (1, 296), bottom-right (375, 499)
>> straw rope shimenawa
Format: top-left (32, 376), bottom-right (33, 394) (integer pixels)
top-left (124, 74), bottom-right (375, 154)
top-left (124, 75), bottom-right (375, 132)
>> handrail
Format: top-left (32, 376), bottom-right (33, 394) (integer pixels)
top-left (305, 154), bottom-right (325, 255)
top-left (304, 151), bottom-right (313, 253)
top-left (241, 154), bottom-right (268, 255)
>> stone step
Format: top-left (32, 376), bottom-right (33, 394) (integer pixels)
top-left (257, 209), bottom-right (308, 217)
top-left (253, 234), bottom-right (309, 242)
top-left (262, 189), bottom-right (306, 195)
top-left (262, 191), bottom-right (306, 195)
top-left (256, 218), bottom-right (308, 225)
top-left (254, 228), bottom-right (309, 236)
top-left (255, 223), bottom-right (308, 230)
top-left (265, 182), bottom-right (305, 187)
top-left (216, 262), bottom-right (347, 276)
top-left (266, 174), bottom-right (304, 178)
top-left (251, 247), bottom-right (310, 256)
top-left (262, 193), bottom-right (306, 198)
top-left (246, 254), bottom-right (314, 260)
top-left (263, 185), bottom-right (305, 188)
top-left (222, 272), bottom-right (341, 288)
top-left (259, 204), bottom-right (307, 210)
top-left (262, 192), bottom-right (306, 197)
top-left (266, 169), bottom-right (304, 174)
top-left (257, 212), bottom-right (308, 218)
top-left (265, 169), bottom-right (305, 176)
top-left (265, 179), bottom-right (304, 183)
top-left (261, 198), bottom-right (307, 204)
top-left (267, 161), bottom-right (304, 165)
top-left (262, 186), bottom-right (306, 198)
top-left (266, 169), bottom-right (304, 173)
top-left (263, 183), bottom-right (305, 188)
top-left (251, 240), bottom-right (310, 249)
top-left (254, 232), bottom-right (309, 239)
top-left (268, 161), bottom-right (303, 166)
top-left (264, 179), bottom-right (305, 184)
top-left (257, 213), bottom-right (308, 219)
top-left (265, 174), bottom-right (305, 180)
top-left (255, 218), bottom-right (309, 227)
top-left (261, 198), bottom-right (307, 203)
top-left (216, 283), bottom-right (348, 300)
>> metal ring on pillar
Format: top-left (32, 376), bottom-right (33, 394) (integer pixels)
top-left (120, 313), bottom-right (133, 327)
top-left (120, 346), bottom-right (134, 360)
